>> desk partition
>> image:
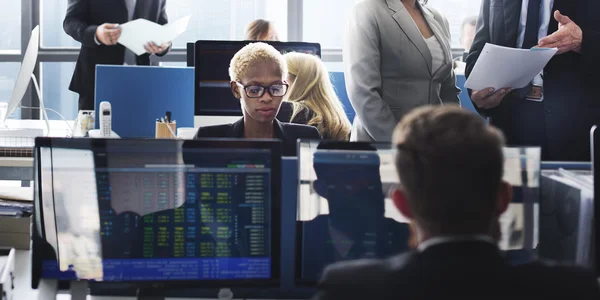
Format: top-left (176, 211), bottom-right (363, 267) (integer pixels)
top-left (95, 65), bottom-right (194, 138)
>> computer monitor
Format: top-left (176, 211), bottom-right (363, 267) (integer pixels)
top-left (193, 40), bottom-right (321, 128)
top-left (0, 25), bottom-right (49, 131)
top-left (592, 125), bottom-right (599, 275)
top-left (32, 138), bottom-right (282, 289)
top-left (295, 140), bottom-right (410, 285)
top-left (296, 140), bottom-right (541, 285)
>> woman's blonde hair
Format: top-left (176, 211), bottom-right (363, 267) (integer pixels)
top-left (229, 42), bottom-right (287, 82)
top-left (284, 52), bottom-right (351, 141)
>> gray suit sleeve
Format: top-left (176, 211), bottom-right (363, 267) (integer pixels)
top-left (343, 4), bottom-right (397, 142)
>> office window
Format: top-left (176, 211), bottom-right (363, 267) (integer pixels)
top-left (303, 0), bottom-right (482, 50)
top-left (167, 0), bottom-right (288, 49)
top-left (160, 62), bottom-right (187, 67)
top-left (41, 62), bottom-right (78, 121)
top-left (427, 0), bottom-right (482, 49)
top-left (302, 0), bottom-right (362, 49)
top-left (41, 0), bottom-right (80, 48)
top-left (0, 63), bottom-right (22, 119)
top-left (0, 0), bottom-right (21, 53)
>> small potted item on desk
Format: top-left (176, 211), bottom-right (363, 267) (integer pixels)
top-left (155, 111), bottom-right (176, 139)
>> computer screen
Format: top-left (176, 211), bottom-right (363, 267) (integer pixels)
top-left (194, 40), bottom-right (321, 117)
top-left (296, 141), bottom-right (541, 284)
top-left (32, 138), bottom-right (281, 287)
top-left (592, 125), bottom-right (599, 275)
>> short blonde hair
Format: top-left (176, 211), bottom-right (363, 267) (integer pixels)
top-left (228, 42), bottom-right (287, 82)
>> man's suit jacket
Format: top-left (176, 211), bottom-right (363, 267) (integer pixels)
top-left (194, 118), bottom-right (322, 156)
top-left (63, 0), bottom-right (170, 110)
top-left (344, 0), bottom-right (460, 142)
top-left (313, 240), bottom-right (600, 300)
top-left (466, 0), bottom-right (600, 161)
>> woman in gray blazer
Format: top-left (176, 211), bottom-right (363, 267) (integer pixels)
top-left (344, 0), bottom-right (460, 142)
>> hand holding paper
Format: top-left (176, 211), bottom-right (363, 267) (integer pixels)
top-left (117, 15), bottom-right (190, 55)
top-left (464, 43), bottom-right (557, 91)
top-left (144, 41), bottom-right (171, 54)
top-left (96, 23), bottom-right (121, 46)
top-left (471, 87), bottom-right (512, 109)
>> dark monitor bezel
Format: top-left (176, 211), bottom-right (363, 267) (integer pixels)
top-left (32, 137), bottom-right (282, 289)
top-left (186, 42), bottom-right (195, 67)
top-left (194, 40), bottom-right (321, 117)
top-left (294, 140), bottom-right (393, 287)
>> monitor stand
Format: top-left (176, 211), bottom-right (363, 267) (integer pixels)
top-left (36, 279), bottom-right (57, 300)
top-left (137, 287), bottom-right (166, 300)
top-left (69, 280), bottom-right (88, 300)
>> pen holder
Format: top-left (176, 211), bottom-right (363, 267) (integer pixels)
top-left (155, 121), bottom-right (176, 139)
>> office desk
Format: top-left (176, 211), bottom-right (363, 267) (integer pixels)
top-left (0, 120), bottom-right (73, 182)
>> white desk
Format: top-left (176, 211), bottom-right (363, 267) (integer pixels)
top-left (3, 119), bottom-right (74, 138)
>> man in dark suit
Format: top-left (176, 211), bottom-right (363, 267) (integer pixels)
top-left (313, 106), bottom-right (600, 300)
top-left (64, 0), bottom-right (172, 110)
top-left (466, 0), bottom-right (600, 161)
top-left (300, 141), bottom-right (409, 281)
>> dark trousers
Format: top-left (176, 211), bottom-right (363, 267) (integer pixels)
top-left (78, 95), bottom-right (94, 111)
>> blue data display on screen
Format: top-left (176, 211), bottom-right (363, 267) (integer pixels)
top-left (42, 144), bottom-right (273, 282)
top-left (42, 258), bottom-right (270, 280)
top-left (299, 149), bottom-right (410, 282)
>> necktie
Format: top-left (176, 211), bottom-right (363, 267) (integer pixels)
top-left (522, 0), bottom-right (542, 49)
top-left (123, 0), bottom-right (137, 65)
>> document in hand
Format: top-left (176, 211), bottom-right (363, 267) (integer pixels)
top-left (464, 43), bottom-right (557, 91)
top-left (118, 15), bottom-right (191, 56)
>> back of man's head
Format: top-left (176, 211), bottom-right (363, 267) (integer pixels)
top-left (393, 105), bottom-right (506, 236)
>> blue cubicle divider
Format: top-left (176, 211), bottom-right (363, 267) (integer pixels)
top-left (456, 74), bottom-right (478, 114)
top-left (329, 72), bottom-right (356, 123)
top-left (95, 65), bottom-right (194, 138)
top-left (329, 72), bottom-right (478, 123)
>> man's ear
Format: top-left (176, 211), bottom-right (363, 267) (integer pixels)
top-left (392, 187), bottom-right (413, 220)
top-left (496, 181), bottom-right (512, 215)
top-left (230, 81), bottom-right (241, 99)
top-left (313, 179), bottom-right (327, 198)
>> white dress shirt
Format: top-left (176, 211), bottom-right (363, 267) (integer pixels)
top-left (417, 235), bottom-right (496, 252)
top-left (517, 0), bottom-right (555, 86)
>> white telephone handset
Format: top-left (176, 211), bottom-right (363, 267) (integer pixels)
top-left (88, 101), bottom-right (119, 138)
top-left (99, 101), bottom-right (112, 137)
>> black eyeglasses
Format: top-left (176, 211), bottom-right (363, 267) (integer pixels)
top-left (235, 82), bottom-right (289, 98)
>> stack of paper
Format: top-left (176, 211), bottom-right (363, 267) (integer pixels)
top-left (465, 43), bottom-right (557, 91)
top-left (0, 199), bottom-right (33, 217)
top-left (544, 169), bottom-right (594, 266)
top-left (118, 15), bottom-right (191, 56)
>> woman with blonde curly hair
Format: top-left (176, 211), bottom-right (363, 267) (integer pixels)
top-left (277, 52), bottom-right (351, 141)
top-left (195, 42), bottom-right (321, 156)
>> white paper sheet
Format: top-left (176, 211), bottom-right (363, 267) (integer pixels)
top-left (464, 43), bottom-right (557, 91)
top-left (117, 16), bottom-right (191, 56)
